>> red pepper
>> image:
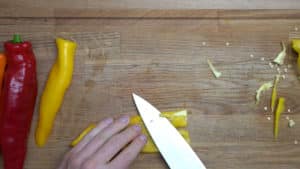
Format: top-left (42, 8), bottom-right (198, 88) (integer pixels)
top-left (0, 35), bottom-right (38, 169)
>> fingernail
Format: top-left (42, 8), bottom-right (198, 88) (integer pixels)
top-left (103, 118), bottom-right (114, 125)
top-left (138, 135), bottom-right (147, 142)
top-left (119, 115), bottom-right (130, 123)
top-left (132, 125), bottom-right (141, 132)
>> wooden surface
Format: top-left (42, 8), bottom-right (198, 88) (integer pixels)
top-left (1, 0), bottom-right (300, 9)
top-left (0, 7), bottom-right (300, 169)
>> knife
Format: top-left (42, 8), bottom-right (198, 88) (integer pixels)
top-left (132, 93), bottom-right (206, 169)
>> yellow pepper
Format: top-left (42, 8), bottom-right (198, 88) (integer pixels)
top-left (274, 97), bottom-right (285, 139)
top-left (71, 110), bottom-right (189, 153)
top-left (36, 38), bottom-right (77, 147)
top-left (292, 39), bottom-right (300, 77)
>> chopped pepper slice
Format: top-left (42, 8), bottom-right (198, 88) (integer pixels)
top-left (129, 110), bottom-right (187, 128)
top-left (70, 123), bottom-right (96, 146)
top-left (141, 128), bottom-right (190, 153)
top-left (271, 75), bottom-right (280, 112)
top-left (274, 97), bottom-right (285, 139)
top-left (292, 39), bottom-right (300, 78)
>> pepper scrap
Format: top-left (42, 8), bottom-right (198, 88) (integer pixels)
top-left (274, 97), bottom-right (285, 139)
top-left (292, 39), bottom-right (300, 78)
top-left (0, 53), bottom-right (6, 96)
top-left (0, 35), bottom-right (38, 169)
top-left (35, 38), bottom-right (77, 147)
top-left (273, 41), bottom-right (286, 65)
top-left (255, 81), bottom-right (273, 105)
top-left (70, 110), bottom-right (190, 153)
top-left (207, 59), bottom-right (222, 78)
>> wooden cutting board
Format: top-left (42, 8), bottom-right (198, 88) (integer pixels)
top-left (0, 8), bottom-right (300, 169)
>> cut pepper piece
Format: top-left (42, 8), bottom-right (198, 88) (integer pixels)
top-left (292, 39), bottom-right (300, 78)
top-left (71, 110), bottom-right (188, 150)
top-left (207, 59), bottom-right (222, 78)
top-left (274, 97), bottom-right (285, 139)
top-left (70, 123), bottom-right (96, 146)
top-left (130, 110), bottom-right (187, 128)
top-left (271, 75), bottom-right (280, 112)
top-left (256, 81), bottom-right (273, 105)
top-left (141, 128), bottom-right (190, 153)
top-left (159, 110), bottom-right (187, 127)
top-left (71, 122), bottom-right (190, 153)
top-left (273, 41), bottom-right (286, 65)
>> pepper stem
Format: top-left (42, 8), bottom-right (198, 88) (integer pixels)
top-left (12, 34), bottom-right (22, 43)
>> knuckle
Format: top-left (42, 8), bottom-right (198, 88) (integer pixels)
top-left (129, 125), bottom-right (141, 134)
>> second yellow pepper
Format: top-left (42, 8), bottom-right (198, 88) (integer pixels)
top-left (35, 38), bottom-right (77, 147)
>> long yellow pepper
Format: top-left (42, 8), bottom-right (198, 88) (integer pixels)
top-left (36, 38), bottom-right (77, 147)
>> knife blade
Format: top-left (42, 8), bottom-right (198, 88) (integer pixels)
top-left (132, 93), bottom-right (206, 169)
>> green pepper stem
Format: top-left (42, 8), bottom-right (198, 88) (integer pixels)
top-left (12, 34), bottom-right (22, 43)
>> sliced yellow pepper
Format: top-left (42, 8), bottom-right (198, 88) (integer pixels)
top-left (142, 128), bottom-right (190, 153)
top-left (274, 97), bottom-right (285, 139)
top-left (71, 110), bottom-right (189, 153)
top-left (70, 124), bottom-right (96, 146)
top-left (130, 109), bottom-right (187, 128)
top-left (271, 75), bottom-right (280, 112)
top-left (292, 39), bottom-right (300, 77)
top-left (36, 38), bottom-right (77, 147)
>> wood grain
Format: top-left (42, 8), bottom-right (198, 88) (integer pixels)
top-left (0, 10), bottom-right (300, 169)
top-left (1, 0), bottom-right (300, 9)
top-left (1, 8), bottom-right (300, 19)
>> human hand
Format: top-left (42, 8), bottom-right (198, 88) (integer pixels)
top-left (57, 115), bottom-right (147, 169)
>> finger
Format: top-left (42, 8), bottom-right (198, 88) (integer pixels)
top-left (108, 134), bottom-right (147, 169)
top-left (70, 117), bottom-right (114, 154)
top-left (56, 154), bottom-right (69, 169)
top-left (74, 115), bottom-right (130, 166)
top-left (90, 124), bottom-right (142, 163)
